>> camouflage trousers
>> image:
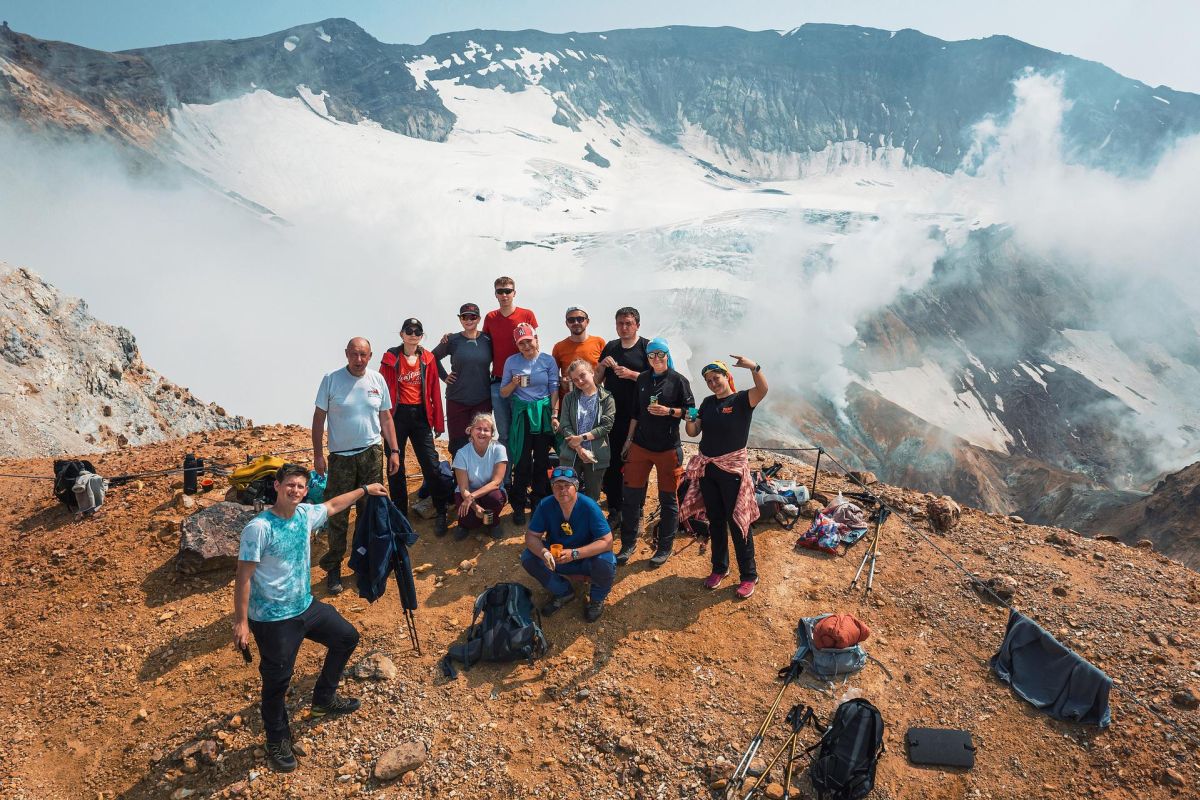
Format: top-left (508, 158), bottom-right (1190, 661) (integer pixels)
top-left (318, 444), bottom-right (384, 572)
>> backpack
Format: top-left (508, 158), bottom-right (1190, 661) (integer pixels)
top-left (230, 455), bottom-right (284, 505)
top-left (808, 698), bottom-right (885, 800)
top-left (440, 583), bottom-right (549, 677)
top-left (793, 614), bottom-right (868, 680)
top-left (53, 459), bottom-right (97, 510)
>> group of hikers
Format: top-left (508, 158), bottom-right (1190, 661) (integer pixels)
top-left (232, 275), bottom-right (768, 771)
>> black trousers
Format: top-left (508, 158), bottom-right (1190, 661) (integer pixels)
top-left (248, 600), bottom-right (359, 743)
top-left (701, 463), bottom-right (757, 581)
top-left (388, 404), bottom-right (447, 515)
top-left (512, 430), bottom-right (555, 512)
top-left (602, 412), bottom-right (634, 513)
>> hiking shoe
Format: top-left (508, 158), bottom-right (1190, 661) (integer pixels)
top-left (434, 512), bottom-right (448, 537)
top-left (310, 694), bottom-right (360, 719)
top-left (584, 600), bottom-right (604, 622)
top-left (511, 508), bottom-right (527, 526)
top-left (325, 569), bottom-right (344, 596)
top-left (649, 549), bottom-right (672, 568)
top-left (541, 592), bottom-right (576, 617)
top-left (488, 524), bottom-right (503, 540)
top-left (735, 578), bottom-right (759, 599)
top-left (614, 543), bottom-right (635, 566)
top-left (265, 739), bottom-right (297, 772)
top-left (453, 524), bottom-right (471, 542)
top-left (703, 571), bottom-right (729, 590)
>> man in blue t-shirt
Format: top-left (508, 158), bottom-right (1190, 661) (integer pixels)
top-left (520, 466), bottom-right (616, 622)
top-left (233, 463), bottom-right (388, 773)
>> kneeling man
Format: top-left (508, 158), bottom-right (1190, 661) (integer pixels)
top-left (233, 463), bottom-right (387, 772)
top-left (520, 465), bottom-right (616, 622)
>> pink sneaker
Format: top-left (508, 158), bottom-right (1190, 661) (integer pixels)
top-left (735, 579), bottom-right (759, 599)
top-left (703, 572), bottom-right (729, 590)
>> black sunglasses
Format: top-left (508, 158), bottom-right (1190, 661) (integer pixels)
top-left (495, 288), bottom-right (515, 295)
top-left (402, 327), bottom-right (423, 336)
top-left (459, 313), bottom-right (479, 320)
top-left (566, 316), bottom-right (587, 323)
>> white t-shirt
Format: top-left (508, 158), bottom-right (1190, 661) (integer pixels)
top-left (315, 367), bottom-right (392, 455)
top-left (452, 440), bottom-right (508, 491)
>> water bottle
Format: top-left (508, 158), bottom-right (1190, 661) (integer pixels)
top-left (183, 453), bottom-right (199, 494)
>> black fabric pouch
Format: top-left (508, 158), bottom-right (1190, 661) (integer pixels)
top-left (905, 727), bottom-right (976, 768)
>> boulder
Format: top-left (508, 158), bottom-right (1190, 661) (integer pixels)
top-left (848, 470), bottom-right (878, 486)
top-left (351, 651), bottom-right (397, 681)
top-left (375, 741), bottom-right (428, 780)
top-left (176, 502), bottom-right (256, 574)
top-left (926, 495), bottom-right (961, 533)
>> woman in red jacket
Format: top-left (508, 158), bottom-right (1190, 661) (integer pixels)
top-left (380, 318), bottom-right (450, 535)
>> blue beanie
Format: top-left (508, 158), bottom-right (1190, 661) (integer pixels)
top-left (646, 337), bottom-right (675, 371)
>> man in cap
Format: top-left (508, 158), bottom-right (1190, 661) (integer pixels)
top-left (551, 306), bottom-right (606, 398)
top-left (520, 465), bottom-right (616, 622)
top-left (313, 337), bottom-right (400, 594)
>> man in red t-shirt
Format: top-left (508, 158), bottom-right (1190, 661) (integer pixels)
top-left (483, 276), bottom-right (538, 449)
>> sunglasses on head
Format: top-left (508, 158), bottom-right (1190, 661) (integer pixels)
top-left (647, 351), bottom-right (668, 360)
top-left (459, 313), bottom-right (479, 321)
top-left (702, 363), bottom-right (726, 376)
top-left (551, 466), bottom-right (578, 481)
top-left (566, 316), bottom-right (587, 324)
top-left (402, 327), bottom-right (423, 336)
top-left (495, 288), bottom-right (515, 295)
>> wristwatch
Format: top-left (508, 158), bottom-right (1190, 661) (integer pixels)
top-left (753, 363), bottom-right (762, 373)
top-left (571, 549), bottom-right (580, 561)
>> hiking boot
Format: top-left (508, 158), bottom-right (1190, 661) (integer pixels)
top-left (488, 523), bottom-right (503, 540)
top-left (453, 524), bottom-right (471, 542)
top-left (265, 739), bottom-right (298, 772)
top-left (311, 694), bottom-right (360, 719)
top-left (649, 549), bottom-right (672, 568)
top-left (584, 600), bottom-right (605, 622)
top-left (511, 508), bottom-right (527, 526)
top-left (614, 542), bottom-right (636, 566)
top-left (735, 578), bottom-right (759, 599)
top-left (325, 569), bottom-right (344, 596)
top-left (434, 512), bottom-right (448, 537)
top-left (541, 592), bottom-right (576, 617)
top-left (703, 571), bottom-right (729, 590)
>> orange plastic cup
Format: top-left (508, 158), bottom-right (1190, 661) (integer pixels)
top-left (549, 544), bottom-right (564, 558)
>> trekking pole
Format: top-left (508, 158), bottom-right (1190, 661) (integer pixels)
top-left (739, 705), bottom-right (813, 800)
top-left (781, 704), bottom-right (812, 800)
top-left (725, 661), bottom-right (803, 799)
top-left (810, 448), bottom-right (822, 500)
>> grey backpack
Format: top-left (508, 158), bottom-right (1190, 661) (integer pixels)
top-left (794, 614), bottom-right (868, 680)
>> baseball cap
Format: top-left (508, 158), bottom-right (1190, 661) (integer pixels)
top-left (565, 306), bottom-right (588, 318)
top-left (401, 318), bottom-right (423, 335)
top-left (459, 303), bottom-right (480, 316)
top-left (514, 322), bottom-right (536, 344)
top-left (550, 466), bottom-right (580, 486)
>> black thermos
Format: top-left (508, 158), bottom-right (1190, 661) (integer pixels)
top-left (183, 453), bottom-right (199, 494)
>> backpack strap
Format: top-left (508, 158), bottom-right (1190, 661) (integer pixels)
top-left (461, 592), bottom-right (488, 671)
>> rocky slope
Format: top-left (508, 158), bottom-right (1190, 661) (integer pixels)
top-left (0, 263), bottom-right (247, 458)
top-left (1, 425), bottom-right (1198, 799)
top-left (1089, 460), bottom-right (1200, 569)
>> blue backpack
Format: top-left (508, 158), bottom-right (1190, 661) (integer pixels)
top-left (793, 614), bottom-right (868, 680)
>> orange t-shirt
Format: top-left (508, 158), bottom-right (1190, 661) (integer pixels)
top-left (552, 336), bottom-right (606, 393)
top-left (396, 354), bottom-right (422, 405)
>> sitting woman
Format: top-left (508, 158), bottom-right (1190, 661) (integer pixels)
top-left (681, 355), bottom-right (768, 599)
top-left (557, 359), bottom-right (616, 501)
top-left (451, 413), bottom-right (508, 540)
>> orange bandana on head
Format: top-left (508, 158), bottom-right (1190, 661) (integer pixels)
top-left (702, 360), bottom-right (735, 392)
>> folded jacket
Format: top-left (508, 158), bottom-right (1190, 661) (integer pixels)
top-left (812, 613), bottom-right (871, 649)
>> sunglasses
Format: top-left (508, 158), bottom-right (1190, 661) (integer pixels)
top-left (459, 313), bottom-right (479, 321)
top-left (702, 364), bottom-right (726, 376)
top-left (566, 316), bottom-right (587, 324)
top-left (495, 288), bottom-right (515, 295)
top-left (647, 351), bottom-right (668, 360)
top-left (551, 466), bottom-right (578, 481)
top-left (402, 327), bottom-right (423, 336)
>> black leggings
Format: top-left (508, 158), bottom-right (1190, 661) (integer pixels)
top-left (249, 600), bottom-right (359, 743)
top-left (388, 404), bottom-right (447, 514)
top-left (701, 462), bottom-right (757, 581)
top-left (512, 430), bottom-right (555, 512)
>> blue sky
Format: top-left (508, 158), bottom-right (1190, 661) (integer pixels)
top-left (3, 1), bottom-right (1198, 92)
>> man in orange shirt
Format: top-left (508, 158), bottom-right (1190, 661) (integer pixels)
top-left (551, 306), bottom-right (605, 399)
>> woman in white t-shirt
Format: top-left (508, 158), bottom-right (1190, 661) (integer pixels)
top-left (451, 413), bottom-right (509, 539)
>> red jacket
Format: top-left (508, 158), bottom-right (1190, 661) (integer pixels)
top-left (380, 346), bottom-right (445, 435)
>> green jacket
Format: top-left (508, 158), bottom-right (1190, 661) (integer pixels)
top-left (557, 386), bottom-right (616, 470)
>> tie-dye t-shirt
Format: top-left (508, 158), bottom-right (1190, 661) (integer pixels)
top-left (238, 503), bottom-right (329, 622)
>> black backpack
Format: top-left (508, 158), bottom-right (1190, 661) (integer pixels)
top-left (808, 698), bottom-right (885, 800)
top-left (440, 583), bottom-right (549, 677)
top-left (53, 459), bottom-right (97, 510)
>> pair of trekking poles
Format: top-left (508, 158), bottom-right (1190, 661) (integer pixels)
top-left (725, 660), bottom-right (820, 800)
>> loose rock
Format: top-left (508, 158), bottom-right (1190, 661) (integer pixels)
top-left (375, 742), bottom-right (428, 781)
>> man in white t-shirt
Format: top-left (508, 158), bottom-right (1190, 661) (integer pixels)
top-left (312, 337), bottom-right (400, 594)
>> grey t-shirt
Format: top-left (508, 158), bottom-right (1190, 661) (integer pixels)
top-left (433, 332), bottom-right (493, 406)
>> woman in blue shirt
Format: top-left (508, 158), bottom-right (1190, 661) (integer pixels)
top-left (500, 323), bottom-right (560, 525)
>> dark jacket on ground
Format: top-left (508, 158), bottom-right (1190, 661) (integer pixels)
top-left (990, 609), bottom-right (1112, 727)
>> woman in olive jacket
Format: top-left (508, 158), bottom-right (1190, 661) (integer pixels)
top-left (557, 359), bottom-right (616, 501)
